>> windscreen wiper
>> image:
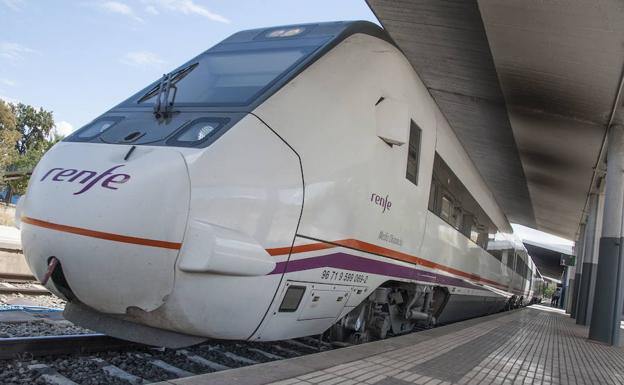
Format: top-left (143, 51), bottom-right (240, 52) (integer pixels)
top-left (137, 62), bottom-right (198, 119)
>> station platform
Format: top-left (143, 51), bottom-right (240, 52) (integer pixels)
top-left (154, 305), bottom-right (624, 385)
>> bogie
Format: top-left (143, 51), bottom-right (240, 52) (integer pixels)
top-left (328, 282), bottom-right (445, 343)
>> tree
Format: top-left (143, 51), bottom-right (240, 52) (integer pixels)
top-left (11, 103), bottom-right (54, 155)
top-left (2, 102), bottom-right (56, 202)
top-left (6, 134), bottom-right (61, 198)
top-left (0, 101), bottom-right (20, 178)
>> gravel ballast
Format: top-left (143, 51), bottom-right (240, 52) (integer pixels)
top-left (0, 280), bottom-right (66, 309)
top-left (0, 320), bottom-right (93, 338)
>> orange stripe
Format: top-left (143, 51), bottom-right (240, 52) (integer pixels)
top-left (334, 239), bottom-right (501, 287)
top-left (266, 241), bottom-right (335, 256)
top-left (282, 237), bottom-right (508, 290)
top-left (21, 216), bottom-right (182, 250)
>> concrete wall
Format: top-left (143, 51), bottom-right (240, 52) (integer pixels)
top-left (0, 250), bottom-right (31, 276)
top-left (0, 204), bottom-right (16, 227)
top-left (0, 206), bottom-right (29, 276)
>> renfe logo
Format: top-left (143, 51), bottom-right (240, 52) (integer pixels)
top-left (371, 193), bottom-right (392, 213)
top-left (40, 165), bottom-right (131, 195)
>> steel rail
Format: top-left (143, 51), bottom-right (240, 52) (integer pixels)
top-left (0, 272), bottom-right (36, 282)
top-left (0, 272), bottom-right (49, 294)
top-left (0, 287), bottom-right (51, 295)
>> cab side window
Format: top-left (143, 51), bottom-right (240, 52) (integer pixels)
top-left (406, 121), bottom-right (422, 185)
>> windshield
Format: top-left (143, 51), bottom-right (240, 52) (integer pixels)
top-left (129, 47), bottom-right (312, 107)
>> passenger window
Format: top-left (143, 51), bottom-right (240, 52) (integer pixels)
top-left (470, 226), bottom-right (480, 244)
top-left (428, 180), bottom-right (437, 212)
top-left (429, 152), bottom-right (507, 260)
top-left (509, 253), bottom-right (518, 269)
top-left (490, 249), bottom-right (503, 262)
top-left (453, 209), bottom-right (463, 230)
top-left (440, 196), bottom-right (453, 223)
top-left (406, 121), bottom-right (422, 185)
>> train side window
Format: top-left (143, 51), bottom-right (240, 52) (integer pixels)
top-left (428, 180), bottom-right (438, 212)
top-left (502, 250), bottom-right (509, 265)
top-left (460, 212), bottom-right (473, 238)
top-left (405, 121), bottom-right (422, 185)
top-left (490, 249), bottom-right (503, 262)
top-left (440, 196), bottom-right (453, 223)
top-left (453, 208), bottom-right (462, 230)
top-left (470, 225), bottom-right (480, 244)
top-left (508, 250), bottom-right (514, 266)
top-left (429, 152), bottom-right (503, 260)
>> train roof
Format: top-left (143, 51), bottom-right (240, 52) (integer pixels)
top-left (219, 20), bottom-right (393, 47)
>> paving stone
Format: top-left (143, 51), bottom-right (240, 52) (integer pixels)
top-left (307, 373), bottom-right (334, 383)
top-left (374, 378), bottom-right (414, 385)
top-left (298, 371), bottom-right (326, 381)
top-left (163, 306), bottom-right (624, 385)
top-left (365, 374), bottom-right (387, 384)
top-left (410, 321), bottom-right (526, 383)
top-left (317, 377), bottom-right (344, 385)
top-left (269, 380), bottom-right (301, 385)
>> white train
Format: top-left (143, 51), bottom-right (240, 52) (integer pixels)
top-left (18, 21), bottom-right (542, 347)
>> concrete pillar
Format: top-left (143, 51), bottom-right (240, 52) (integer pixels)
top-left (560, 266), bottom-right (568, 310)
top-left (589, 124), bottom-right (624, 346)
top-left (577, 194), bottom-right (599, 325)
top-left (589, 191), bottom-right (605, 324)
top-left (565, 270), bottom-right (574, 312)
top-left (570, 224), bottom-right (586, 318)
top-left (566, 265), bottom-right (576, 313)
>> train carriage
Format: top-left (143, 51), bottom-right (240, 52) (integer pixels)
top-left (18, 21), bottom-right (542, 347)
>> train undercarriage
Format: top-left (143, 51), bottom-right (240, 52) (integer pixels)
top-left (327, 282), bottom-right (448, 344)
top-left (326, 280), bottom-right (529, 344)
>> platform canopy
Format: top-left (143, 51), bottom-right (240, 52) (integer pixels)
top-left (367, 0), bottom-right (624, 239)
top-left (523, 240), bottom-right (572, 280)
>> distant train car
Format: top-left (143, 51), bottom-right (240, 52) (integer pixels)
top-left (19, 21), bottom-right (539, 347)
top-left (530, 268), bottom-right (546, 304)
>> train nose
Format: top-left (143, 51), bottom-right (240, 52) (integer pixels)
top-left (20, 142), bottom-right (190, 314)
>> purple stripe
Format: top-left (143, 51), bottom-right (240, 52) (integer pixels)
top-left (270, 252), bottom-right (484, 291)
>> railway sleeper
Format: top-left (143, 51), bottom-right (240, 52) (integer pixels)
top-left (246, 347), bottom-right (284, 360)
top-left (134, 353), bottom-right (194, 378)
top-left (282, 339), bottom-right (320, 351)
top-left (270, 344), bottom-right (302, 356)
top-left (176, 349), bottom-right (230, 371)
top-left (300, 336), bottom-right (332, 350)
top-left (28, 363), bottom-right (79, 385)
top-left (91, 358), bottom-right (148, 385)
top-left (220, 350), bottom-right (259, 365)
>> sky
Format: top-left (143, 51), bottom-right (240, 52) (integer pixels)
top-left (0, 0), bottom-right (377, 135)
top-left (0, 0), bottom-right (575, 248)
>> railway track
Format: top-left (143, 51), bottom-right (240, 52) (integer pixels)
top-left (0, 272), bottom-right (50, 295)
top-left (0, 307), bottom-right (524, 385)
top-left (0, 333), bottom-right (140, 360)
top-left (0, 272), bottom-right (36, 283)
top-left (0, 333), bottom-right (332, 385)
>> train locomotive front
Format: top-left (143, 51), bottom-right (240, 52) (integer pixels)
top-left (18, 22), bottom-right (354, 347)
